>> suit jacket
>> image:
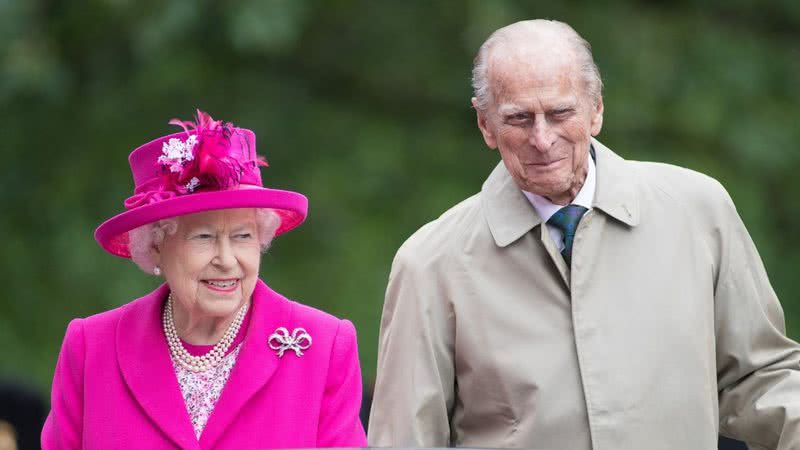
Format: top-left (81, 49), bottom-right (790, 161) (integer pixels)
top-left (367, 139), bottom-right (800, 450)
top-left (43, 280), bottom-right (367, 449)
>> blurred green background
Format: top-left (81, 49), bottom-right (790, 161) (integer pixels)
top-left (1, 0), bottom-right (799, 396)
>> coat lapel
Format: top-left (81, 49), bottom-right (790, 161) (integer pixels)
top-left (482, 161), bottom-right (543, 248)
top-left (483, 161), bottom-right (571, 287)
top-left (117, 284), bottom-right (200, 450)
top-left (482, 140), bottom-right (640, 288)
top-left (199, 280), bottom-right (291, 448)
top-left (540, 221), bottom-right (571, 288)
top-left (591, 138), bottom-right (640, 227)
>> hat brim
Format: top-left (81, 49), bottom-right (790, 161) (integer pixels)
top-left (95, 188), bottom-right (308, 258)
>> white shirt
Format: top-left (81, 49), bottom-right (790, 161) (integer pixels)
top-left (522, 151), bottom-right (596, 252)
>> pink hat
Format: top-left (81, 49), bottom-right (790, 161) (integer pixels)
top-left (95, 110), bottom-right (308, 258)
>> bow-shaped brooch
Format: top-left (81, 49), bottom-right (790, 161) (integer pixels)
top-left (268, 327), bottom-right (312, 358)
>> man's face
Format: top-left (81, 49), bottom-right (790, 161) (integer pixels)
top-left (474, 57), bottom-right (603, 204)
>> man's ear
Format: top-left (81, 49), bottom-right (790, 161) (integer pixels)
top-left (590, 96), bottom-right (604, 136)
top-left (472, 97), bottom-right (498, 150)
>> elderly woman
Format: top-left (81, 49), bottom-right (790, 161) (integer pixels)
top-left (42, 111), bottom-right (367, 449)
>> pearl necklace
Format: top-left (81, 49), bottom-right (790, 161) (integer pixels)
top-left (162, 293), bottom-right (248, 372)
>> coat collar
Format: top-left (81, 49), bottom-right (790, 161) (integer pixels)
top-left (117, 283), bottom-right (200, 450)
top-left (590, 138), bottom-right (640, 228)
top-left (117, 280), bottom-right (291, 449)
top-left (484, 138), bottom-right (639, 247)
top-left (482, 160), bottom-right (542, 248)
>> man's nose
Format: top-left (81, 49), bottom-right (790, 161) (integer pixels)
top-left (529, 119), bottom-right (556, 151)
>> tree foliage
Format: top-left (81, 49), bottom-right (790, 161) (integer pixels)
top-left (1, 0), bottom-right (798, 391)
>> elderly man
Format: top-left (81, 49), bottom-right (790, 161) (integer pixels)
top-left (367, 19), bottom-right (800, 449)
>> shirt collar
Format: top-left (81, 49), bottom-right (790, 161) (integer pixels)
top-left (483, 138), bottom-right (639, 248)
top-left (522, 147), bottom-right (596, 222)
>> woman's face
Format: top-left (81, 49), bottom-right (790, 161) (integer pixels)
top-left (156, 208), bottom-right (261, 321)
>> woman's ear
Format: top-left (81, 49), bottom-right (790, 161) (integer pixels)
top-left (150, 240), bottom-right (162, 264)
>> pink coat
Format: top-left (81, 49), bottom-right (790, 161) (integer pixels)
top-left (42, 280), bottom-right (367, 449)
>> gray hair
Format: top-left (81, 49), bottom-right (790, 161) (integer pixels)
top-left (128, 208), bottom-right (282, 274)
top-left (471, 20), bottom-right (603, 110)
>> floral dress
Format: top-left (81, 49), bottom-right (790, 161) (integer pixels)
top-left (172, 344), bottom-right (242, 438)
top-left (169, 311), bottom-right (250, 439)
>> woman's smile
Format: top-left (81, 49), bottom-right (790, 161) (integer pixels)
top-left (202, 278), bottom-right (240, 293)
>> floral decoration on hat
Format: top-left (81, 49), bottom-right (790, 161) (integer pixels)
top-left (160, 110), bottom-right (268, 195)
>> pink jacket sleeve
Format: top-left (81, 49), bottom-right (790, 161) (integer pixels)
top-left (42, 319), bottom-right (86, 450)
top-left (317, 319), bottom-right (368, 447)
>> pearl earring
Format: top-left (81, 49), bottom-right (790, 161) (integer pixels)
top-left (153, 266), bottom-right (162, 276)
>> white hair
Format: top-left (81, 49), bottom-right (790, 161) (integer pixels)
top-left (128, 208), bottom-right (282, 274)
top-left (471, 19), bottom-right (603, 110)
